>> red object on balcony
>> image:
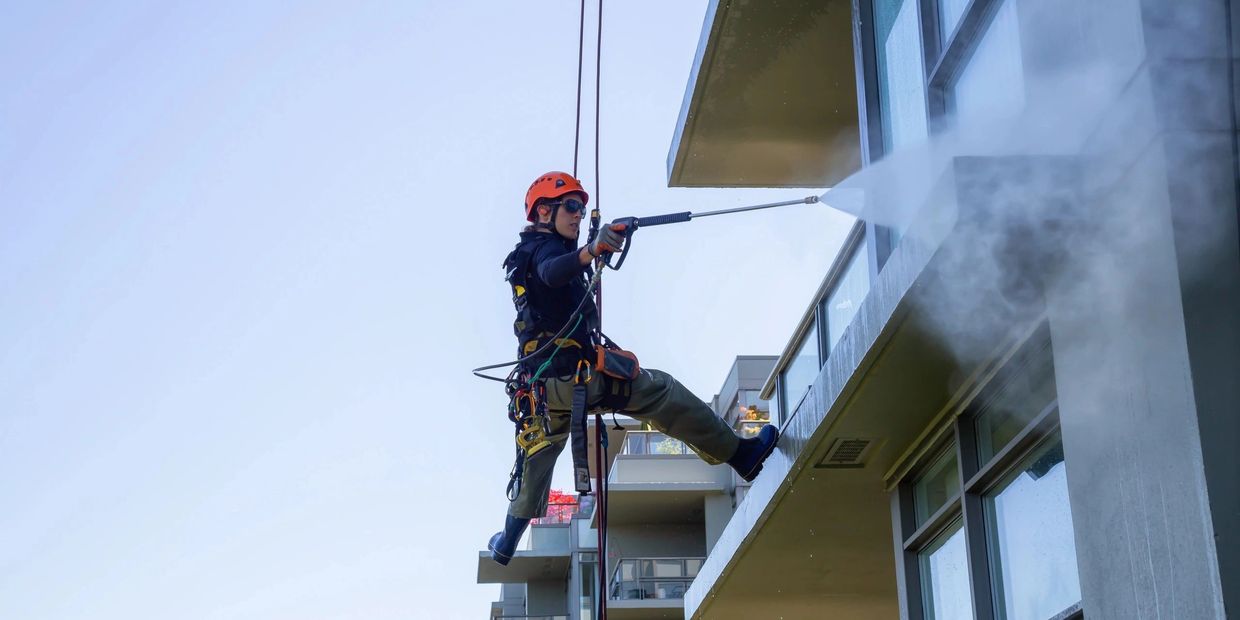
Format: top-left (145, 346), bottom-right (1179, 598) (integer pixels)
top-left (532, 489), bottom-right (579, 525)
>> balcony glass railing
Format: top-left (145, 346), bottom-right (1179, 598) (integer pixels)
top-left (621, 431), bottom-right (691, 456)
top-left (608, 557), bottom-right (704, 601)
top-left (493, 616), bottom-right (569, 620)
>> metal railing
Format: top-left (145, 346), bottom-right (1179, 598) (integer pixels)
top-left (608, 557), bottom-right (704, 601)
top-left (620, 431), bottom-right (692, 456)
top-left (531, 501), bottom-right (579, 525)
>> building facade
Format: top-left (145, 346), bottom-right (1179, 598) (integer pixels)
top-left (477, 357), bottom-right (778, 619)
top-left (669, 1), bottom-right (1240, 619)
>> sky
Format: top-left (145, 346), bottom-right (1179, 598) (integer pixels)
top-left (0, 1), bottom-right (855, 617)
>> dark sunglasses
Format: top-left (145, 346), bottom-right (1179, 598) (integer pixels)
top-left (549, 197), bottom-right (588, 214)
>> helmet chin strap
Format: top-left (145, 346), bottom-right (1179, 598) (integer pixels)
top-left (533, 203), bottom-right (556, 229)
top-left (535, 204), bottom-right (573, 240)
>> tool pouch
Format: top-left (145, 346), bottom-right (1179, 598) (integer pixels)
top-left (570, 384), bottom-right (592, 494)
top-left (594, 345), bottom-right (640, 380)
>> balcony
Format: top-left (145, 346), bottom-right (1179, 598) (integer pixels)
top-left (610, 557), bottom-right (702, 600)
top-left (605, 557), bottom-right (702, 618)
top-left (492, 616), bottom-right (569, 620)
top-left (478, 520), bottom-right (573, 584)
top-left (610, 432), bottom-right (731, 486)
top-left (594, 432), bottom-right (730, 528)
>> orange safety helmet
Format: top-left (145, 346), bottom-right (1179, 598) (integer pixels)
top-left (524, 171), bottom-right (590, 222)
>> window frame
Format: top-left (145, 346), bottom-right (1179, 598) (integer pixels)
top-left (891, 328), bottom-right (1083, 620)
top-left (819, 231), bottom-right (873, 355)
top-left (919, 0), bottom-right (1010, 124)
top-left (778, 319), bottom-right (820, 423)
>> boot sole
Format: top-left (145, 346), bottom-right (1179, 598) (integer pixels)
top-left (488, 542), bottom-right (514, 566)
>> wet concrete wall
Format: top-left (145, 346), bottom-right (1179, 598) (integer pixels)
top-left (1043, 0), bottom-right (1239, 616)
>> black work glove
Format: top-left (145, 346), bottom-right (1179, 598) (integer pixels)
top-left (589, 223), bottom-right (627, 257)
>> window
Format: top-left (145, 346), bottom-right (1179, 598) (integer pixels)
top-left (779, 322), bottom-right (819, 417)
top-left (919, 524), bottom-right (971, 619)
top-left (985, 438), bottom-right (1081, 620)
top-left (768, 386), bottom-right (782, 430)
top-left (856, 0), bottom-right (928, 245)
top-left (913, 447), bottom-right (959, 526)
top-left (947, 0), bottom-right (1024, 124)
top-left (874, 0), bottom-right (929, 153)
top-left (824, 236), bottom-right (871, 353)
top-left (775, 227), bottom-right (873, 422)
top-left (919, 0), bottom-right (1036, 129)
top-left (579, 552), bottom-right (598, 619)
top-left (892, 329), bottom-right (1081, 620)
top-left (937, 0), bottom-right (971, 42)
top-left (973, 340), bottom-right (1057, 463)
top-left (731, 389), bottom-right (772, 438)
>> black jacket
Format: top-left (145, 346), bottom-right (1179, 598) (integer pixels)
top-left (505, 231), bottom-right (598, 375)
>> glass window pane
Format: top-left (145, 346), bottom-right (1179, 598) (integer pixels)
top-left (938, 0), bottom-right (971, 43)
top-left (986, 438), bottom-right (1081, 620)
top-left (874, 0), bottom-right (929, 153)
top-left (913, 447), bottom-right (960, 526)
top-left (737, 390), bottom-right (770, 421)
top-left (770, 385), bottom-right (782, 428)
top-left (780, 323), bottom-right (820, 414)
top-left (974, 340), bottom-right (1056, 463)
top-left (619, 560), bottom-right (636, 581)
top-left (579, 559), bottom-right (596, 618)
top-left (626, 432), bottom-right (647, 455)
top-left (918, 524), bottom-right (972, 619)
top-left (685, 559), bottom-right (702, 578)
top-left (652, 560), bottom-right (683, 578)
top-left (656, 581), bottom-right (687, 599)
top-left (949, 0), bottom-right (1025, 125)
top-left (825, 237), bottom-right (871, 353)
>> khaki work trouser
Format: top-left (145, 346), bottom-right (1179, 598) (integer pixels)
top-left (507, 368), bottom-right (741, 519)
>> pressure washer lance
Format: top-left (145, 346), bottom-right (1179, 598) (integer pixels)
top-left (603, 195), bottom-right (820, 270)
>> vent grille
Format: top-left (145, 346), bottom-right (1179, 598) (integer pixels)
top-left (817, 438), bottom-right (873, 468)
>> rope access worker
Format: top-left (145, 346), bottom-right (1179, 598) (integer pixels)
top-left (487, 171), bottom-right (779, 565)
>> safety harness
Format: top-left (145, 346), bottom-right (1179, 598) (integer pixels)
top-left (498, 220), bottom-right (640, 484)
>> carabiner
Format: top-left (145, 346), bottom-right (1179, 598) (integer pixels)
top-left (521, 390), bottom-right (538, 417)
top-left (574, 359), bottom-right (593, 385)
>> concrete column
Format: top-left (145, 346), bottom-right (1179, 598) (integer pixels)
top-left (704, 494), bottom-right (734, 554)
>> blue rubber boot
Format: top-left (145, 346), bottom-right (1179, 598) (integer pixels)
top-left (728, 424), bottom-right (779, 482)
top-left (488, 514), bottom-right (531, 566)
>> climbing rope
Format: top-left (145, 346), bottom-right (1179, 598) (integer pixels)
top-left (573, 0), bottom-right (585, 177)
top-left (586, 3), bottom-right (610, 617)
